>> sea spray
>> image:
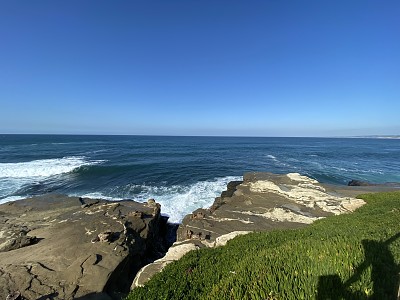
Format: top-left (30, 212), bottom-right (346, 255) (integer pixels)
top-left (77, 175), bottom-right (242, 223)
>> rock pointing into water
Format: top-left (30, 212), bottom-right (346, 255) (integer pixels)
top-left (132, 172), bottom-right (371, 288)
top-left (348, 179), bottom-right (400, 187)
top-left (0, 195), bottom-right (167, 299)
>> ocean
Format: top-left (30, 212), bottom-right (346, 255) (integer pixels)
top-left (1, 135), bottom-right (399, 222)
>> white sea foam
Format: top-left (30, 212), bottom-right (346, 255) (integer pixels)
top-left (0, 195), bottom-right (25, 205)
top-left (0, 156), bottom-right (105, 200)
top-left (0, 156), bottom-right (104, 178)
top-left (73, 176), bottom-right (243, 223)
top-left (331, 166), bottom-right (384, 174)
top-left (138, 176), bottom-right (242, 223)
top-left (78, 192), bottom-right (122, 201)
top-left (266, 154), bottom-right (294, 168)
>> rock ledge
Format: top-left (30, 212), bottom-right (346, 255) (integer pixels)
top-left (0, 195), bottom-right (167, 300)
top-left (132, 172), bottom-right (384, 287)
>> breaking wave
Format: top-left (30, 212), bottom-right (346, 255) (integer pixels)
top-left (76, 175), bottom-right (242, 223)
top-left (0, 156), bottom-right (104, 178)
top-left (0, 156), bottom-right (105, 200)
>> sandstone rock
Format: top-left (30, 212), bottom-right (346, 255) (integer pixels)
top-left (98, 231), bottom-right (113, 242)
top-left (129, 210), bottom-right (143, 218)
top-left (214, 231), bottom-right (251, 247)
top-left (133, 172), bottom-right (399, 289)
top-left (0, 234), bottom-right (37, 252)
top-left (6, 291), bottom-right (20, 300)
top-left (147, 199), bottom-right (156, 207)
top-left (0, 195), bottom-right (167, 300)
top-left (132, 242), bottom-right (200, 288)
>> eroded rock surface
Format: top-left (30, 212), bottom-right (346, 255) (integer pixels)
top-left (0, 195), bottom-right (166, 300)
top-left (132, 172), bottom-right (395, 288)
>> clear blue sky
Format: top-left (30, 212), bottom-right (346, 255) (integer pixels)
top-left (0, 1), bottom-right (399, 136)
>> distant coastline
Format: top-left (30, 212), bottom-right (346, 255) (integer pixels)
top-left (351, 135), bottom-right (400, 140)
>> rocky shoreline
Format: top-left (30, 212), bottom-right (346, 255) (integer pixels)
top-left (132, 172), bottom-right (400, 287)
top-left (0, 195), bottom-right (173, 300)
top-left (1, 172), bottom-right (399, 299)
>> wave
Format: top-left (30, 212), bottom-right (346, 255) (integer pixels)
top-left (74, 175), bottom-right (243, 223)
top-left (331, 166), bottom-right (384, 175)
top-left (142, 175), bottom-right (243, 222)
top-left (0, 195), bottom-right (25, 205)
top-left (266, 154), bottom-right (295, 169)
top-left (78, 192), bottom-right (121, 201)
top-left (0, 156), bottom-right (106, 200)
top-left (0, 156), bottom-right (105, 178)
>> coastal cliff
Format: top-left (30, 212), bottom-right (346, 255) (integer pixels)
top-left (1, 173), bottom-right (398, 299)
top-left (0, 195), bottom-right (168, 300)
top-left (132, 172), bottom-right (372, 287)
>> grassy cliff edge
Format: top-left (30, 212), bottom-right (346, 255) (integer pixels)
top-left (127, 191), bottom-right (400, 300)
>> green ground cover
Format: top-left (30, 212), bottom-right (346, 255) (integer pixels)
top-left (126, 191), bottom-right (400, 300)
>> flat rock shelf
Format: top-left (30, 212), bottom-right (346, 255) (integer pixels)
top-left (132, 172), bottom-right (399, 288)
top-left (0, 195), bottom-right (168, 300)
top-left (1, 172), bottom-right (398, 299)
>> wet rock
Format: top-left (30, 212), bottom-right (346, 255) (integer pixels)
top-left (220, 181), bottom-right (242, 198)
top-left (348, 180), bottom-right (374, 186)
top-left (348, 179), bottom-right (400, 187)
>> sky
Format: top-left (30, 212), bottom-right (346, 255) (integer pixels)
top-left (0, 1), bottom-right (399, 137)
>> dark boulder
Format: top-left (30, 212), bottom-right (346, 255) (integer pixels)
top-left (348, 180), bottom-right (374, 186)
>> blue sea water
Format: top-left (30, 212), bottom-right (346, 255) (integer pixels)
top-left (1, 135), bottom-right (399, 222)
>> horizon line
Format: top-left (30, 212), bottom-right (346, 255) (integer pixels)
top-left (1, 133), bottom-right (399, 139)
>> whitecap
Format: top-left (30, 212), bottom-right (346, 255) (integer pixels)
top-left (0, 195), bottom-right (25, 205)
top-left (77, 192), bottom-right (122, 201)
top-left (0, 156), bottom-right (106, 201)
top-left (266, 154), bottom-right (294, 169)
top-left (0, 156), bottom-right (105, 178)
